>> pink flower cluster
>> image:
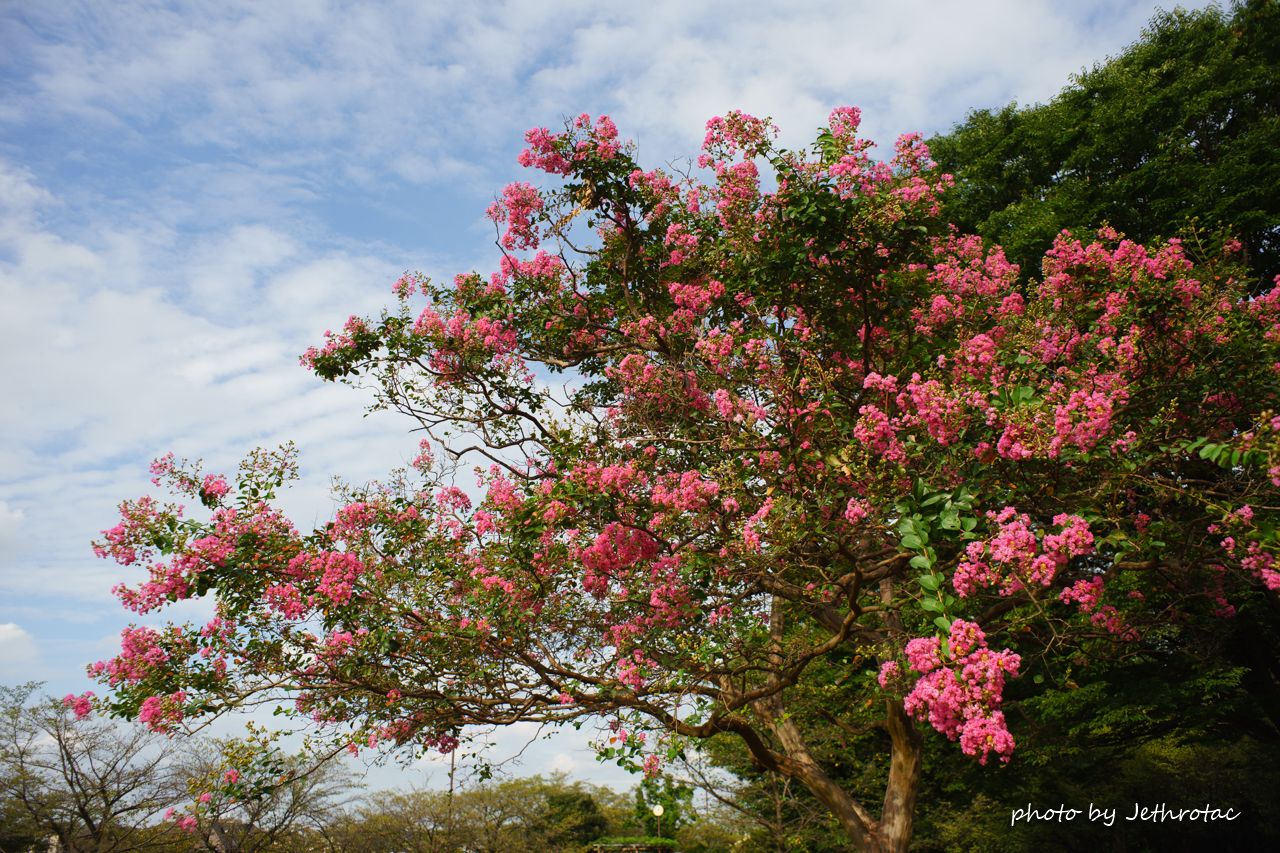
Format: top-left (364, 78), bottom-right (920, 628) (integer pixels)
top-left (89, 626), bottom-right (170, 686)
top-left (844, 498), bottom-right (870, 525)
top-left (299, 315), bottom-right (370, 370)
top-left (853, 404), bottom-right (905, 464)
top-left (897, 374), bottom-right (969, 445)
top-left (826, 106), bottom-right (862, 142)
top-left (911, 234), bottom-right (1021, 337)
top-left (113, 533), bottom-right (234, 613)
top-left (93, 496), bottom-right (172, 567)
top-left (200, 474), bottom-right (229, 500)
top-left (491, 250), bottom-right (565, 292)
top-left (650, 471), bottom-right (721, 514)
top-left (287, 550), bottom-right (367, 605)
top-left (701, 110), bottom-right (777, 162)
top-left (138, 690), bottom-right (187, 733)
top-left (667, 279), bottom-right (724, 315)
top-left (1059, 576), bottom-right (1105, 611)
top-left (166, 811), bottom-right (198, 833)
top-left (712, 160), bottom-right (762, 226)
top-left (742, 498), bottom-right (773, 552)
top-left (616, 650), bottom-right (655, 691)
top-left (898, 620), bottom-right (1021, 765)
top-left (518, 114), bottom-right (620, 175)
top-left (580, 523), bottom-right (661, 598)
top-left (62, 691), bottom-right (94, 720)
top-left (1220, 514), bottom-right (1280, 591)
top-left (954, 509), bottom-right (1093, 597)
top-left (1058, 575), bottom-right (1136, 638)
top-left (518, 127), bottom-right (571, 174)
top-left (486, 182), bottom-right (543, 251)
top-left (1048, 384), bottom-right (1127, 457)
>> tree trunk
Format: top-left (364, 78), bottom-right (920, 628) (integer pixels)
top-left (875, 698), bottom-right (923, 853)
top-left (745, 593), bottom-right (925, 852)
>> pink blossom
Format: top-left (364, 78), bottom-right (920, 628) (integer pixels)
top-left (899, 622), bottom-right (1021, 764)
top-left (62, 691), bottom-right (94, 720)
top-left (137, 691), bottom-right (187, 734)
top-left (955, 509), bottom-right (1092, 597)
top-left (200, 474), bottom-right (229, 499)
top-left (486, 182), bottom-right (544, 251)
top-left (843, 498), bottom-right (870, 525)
top-left (877, 660), bottom-right (900, 688)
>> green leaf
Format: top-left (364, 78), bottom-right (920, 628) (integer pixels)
top-left (919, 597), bottom-right (942, 612)
top-left (918, 573), bottom-right (940, 591)
top-left (901, 534), bottom-right (923, 550)
top-left (909, 554), bottom-right (934, 570)
top-left (933, 616), bottom-right (952, 632)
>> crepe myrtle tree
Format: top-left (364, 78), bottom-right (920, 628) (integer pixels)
top-left (86, 108), bottom-right (1280, 852)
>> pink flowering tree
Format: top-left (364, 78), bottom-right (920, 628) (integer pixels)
top-left (89, 108), bottom-right (1280, 852)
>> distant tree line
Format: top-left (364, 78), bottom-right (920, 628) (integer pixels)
top-left (1, 684), bottom-right (754, 853)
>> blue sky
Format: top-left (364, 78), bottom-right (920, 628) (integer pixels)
top-left (0, 0), bottom-right (1212, 790)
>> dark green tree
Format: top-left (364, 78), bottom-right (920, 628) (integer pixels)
top-left (633, 777), bottom-right (694, 840)
top-left (0, 794), bottom-right (41, 853)
top-left (930, 0), bottom-right (1280, 285)
top-left (536, 785), bottom-right (610, 850)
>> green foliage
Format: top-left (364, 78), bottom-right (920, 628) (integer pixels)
top-left (633, 777), bottom-right (695, 839)
top-left (931, 0), bottom-right (1280, 283)
top-left (326, 773), bottom-right (628, 853)
top-left (591, 836), bottom-right (678, 849)
top-left (910, 732), bottom-right (1280, 853)
top-left (539, 787), bottom-right (612, 849)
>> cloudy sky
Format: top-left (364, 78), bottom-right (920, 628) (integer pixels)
top-left (0, 0), bottom-right (1211, 790)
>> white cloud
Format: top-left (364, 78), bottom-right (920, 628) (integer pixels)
top-left (0, 160), bottom-right (414, 615)
top-left (0, 161), bottom-right (55, 218)
top-left (5, 0), bottom-right (1214, 191)
top-left (0, 622), bottom-right (40, 679)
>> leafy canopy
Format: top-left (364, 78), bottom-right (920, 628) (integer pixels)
top-left (930, 0), bottom-right (1280, 286)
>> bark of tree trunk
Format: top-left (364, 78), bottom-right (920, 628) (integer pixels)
top-left (875, 698), bottom-right (924, 853)
top-left (745, 595), bottom-right (925, 852)
top-left (778, 704), bottom-right (922, 853)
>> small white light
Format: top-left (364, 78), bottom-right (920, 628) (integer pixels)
top-left (652, 804), bottom-right (664, 817)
